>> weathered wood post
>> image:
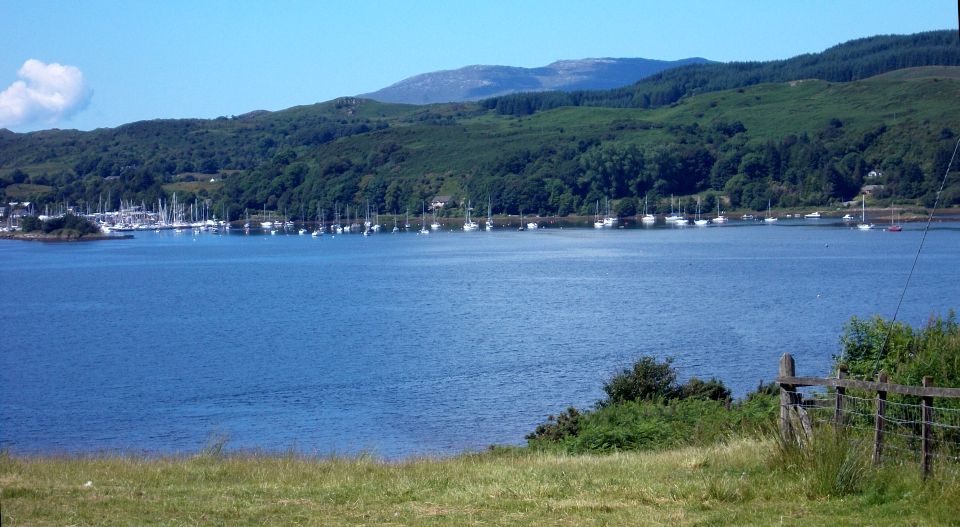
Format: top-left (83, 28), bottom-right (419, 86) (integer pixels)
top-left (873, 371), bottom-right (888, 465)
top-left (922, 376), bottom-right (933, 479)
top-left (779, 353), bottom-right (796, 444)
top-left (834, 365), bottom-right (847, 426)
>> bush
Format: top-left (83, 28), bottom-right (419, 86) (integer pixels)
top-left (525, 407), bottom-right (581, 442)
top-left (602, 356), bottom-right (678, 405)
top-left (678, 377), bottom-right (731, 402)
top-left (528, 356), bottom-right (777, 453)
top-left (537, 395), bottom-right (777, 454)
top-left (837, 312), bottom-right (960, 389)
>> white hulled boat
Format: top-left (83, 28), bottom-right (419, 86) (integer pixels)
top-left (463, 200), bottom-right (479, 231)
top-left (641, 195), bottom-right (656, 224)
top-left (856, 194), bottom-right (873, 230)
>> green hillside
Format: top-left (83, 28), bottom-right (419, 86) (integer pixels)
top-left (2, 34), bottom-right (959, 221)
top-left (482, 30), bottom-right (960, 115)
top-left (220, 71), bottom-right (960, 218)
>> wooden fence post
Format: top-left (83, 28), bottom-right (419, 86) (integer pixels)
top-left (834, 366), bottom-right (847, 426)
top-left (922, 376), bottom-right (933, 479)
top-left (779, 353), bottom-right (796, 443)
top-left (873, 371), bottom-right (888, 465)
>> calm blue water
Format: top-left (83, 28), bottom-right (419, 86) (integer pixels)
top-left (2, 220), bottom-right (959, 458)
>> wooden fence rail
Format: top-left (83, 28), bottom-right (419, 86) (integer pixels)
top-left (776, 353), bottom-right (960, 479)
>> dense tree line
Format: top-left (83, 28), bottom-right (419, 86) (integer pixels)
top-left (0, 99), bottom-right (391, 213)
top-left (20, 213), bottom-right (99, 235)
top-left (482, 31), bottom-right (960, 116)
top-left (3, 108), bottom-right (957, 222)
top-left (214, 116), bottom-right (957, 222)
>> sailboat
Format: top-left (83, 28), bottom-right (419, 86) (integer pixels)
top-left (673, 198), bottom-right (689, 226)
top-left (694, 196), bottom-right (709, 226)
top-left (362, 203), bottom-right (371, 235)
top-left (593, 200), bottom-right (605, 229)
top-left (312, 208), bottom-right (324, 237)
top-left (419, 202), bottom-right (430, 235)
top-left (602, 197), bottom-right (618, 227)
top-left (664, 195), bottom-right (683, 223)
top-left (260, 204), bottom-right (273, 230)
top-left (712, 200), bottom-right (727, 223)
top-left (641, 195), bottom-right (656, 224)
top-left (430, 207), bottom-right (441, 231)
top-left (485, 198), bottom-right (494, 231)
top-left (763, 200), bottom-right (778, 222)
top-left (332, 204), bottom-right (343, 234)
top-left (887, 206), bottom-right (902, 232)
top-left (463, 200), bottom-right (479, 231)
top-left (856, 194), bottom-right (873, 230)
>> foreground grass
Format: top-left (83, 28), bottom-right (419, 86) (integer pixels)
top-left (2, 439), bottom-right (959, 526)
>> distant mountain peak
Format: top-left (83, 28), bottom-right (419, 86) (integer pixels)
top-left (360, 57), bottom-right (714, 105)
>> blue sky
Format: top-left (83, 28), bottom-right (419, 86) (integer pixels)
top-left (0, 0), bottom-right (955, 132)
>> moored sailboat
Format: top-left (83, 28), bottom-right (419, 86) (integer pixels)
top-left (593, 200), bottom-right (605, 229)
top-left (763, 200), bottom-right (778, 223)
top-left (602, 198), bottom-right (618, 227)
top-left (641, 195), bottom-right (656, 224)
top-left (463, 200), bottom-right (479, 231)
top-left (485, 198), bottom-right (494, 231)
top-left (887, 206), bottom-right (902, 232)
top-left (856, 194), bottom-right (873, 230)
top-left (419, 202), bottom-right (430, 235)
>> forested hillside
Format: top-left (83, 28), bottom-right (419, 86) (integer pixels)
top-left (482, 31), bottom-right (960, 115)
top-left (1, 31), bottom-right (959, 221)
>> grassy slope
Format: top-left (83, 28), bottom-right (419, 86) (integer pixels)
top-left (304, 69), bottom-right (960, 182)
top-left (3, 439), bottom-right (958, 526)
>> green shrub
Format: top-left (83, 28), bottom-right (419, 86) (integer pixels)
top-left (837, 312), bottom-right (960, 387)
top-left (678, 377), bottom-right (731, 402)
top-left (529, 356), bottom-right (778, 453)
top-left (556, 396), bottom-right (776, 454)
top-left (601, 356), bottom-right (678, 405)
top-left (525, 407), bottom-right (581, 442)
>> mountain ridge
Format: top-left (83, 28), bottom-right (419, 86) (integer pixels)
top-left (360, 57), bottom-right (714, 104)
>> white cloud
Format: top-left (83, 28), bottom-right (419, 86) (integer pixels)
top-left (0, 59), bottom-right (91, 129)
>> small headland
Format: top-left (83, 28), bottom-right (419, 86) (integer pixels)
top-left (0, 230), bottom-right (132, 242)
top-left (1, 214), bottom-right (132, 242)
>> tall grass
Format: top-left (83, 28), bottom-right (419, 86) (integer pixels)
top-left (4, 438), bottom-right (959, 526)
top-left (771, 426), bottom-right (870, 497)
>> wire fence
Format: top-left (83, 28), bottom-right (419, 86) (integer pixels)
top-left (783, 389), bottom-right (960, 466)
top-left (776, 353), bottom-right (960, 478)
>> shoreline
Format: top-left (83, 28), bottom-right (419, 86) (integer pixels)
top-left (0, 232), bottom-right (134, 242)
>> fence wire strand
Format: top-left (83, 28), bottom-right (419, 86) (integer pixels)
top-left (781, 388), bottom-right (960, 467)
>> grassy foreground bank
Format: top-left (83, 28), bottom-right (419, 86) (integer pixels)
top-left (3, 439), bottom-right (958, 526)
